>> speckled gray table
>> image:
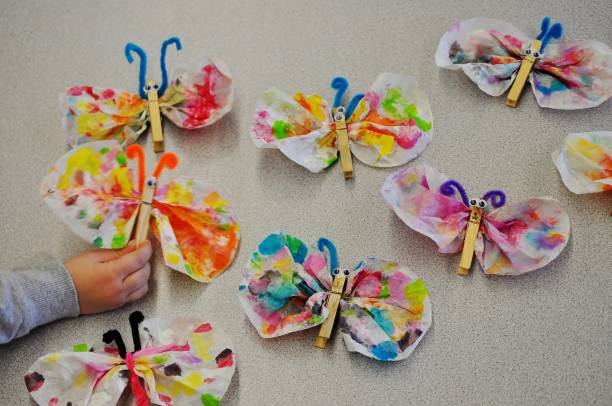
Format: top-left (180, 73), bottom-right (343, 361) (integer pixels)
top-left (1, 1), bottom-right (611, 405)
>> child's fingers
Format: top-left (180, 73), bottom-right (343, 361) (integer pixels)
top-left (122, 264), bottom-right (151, 293)
top-left (126, 283), bottom-right (149, 302)
top-left (108, 240), bottom-right (153, 278)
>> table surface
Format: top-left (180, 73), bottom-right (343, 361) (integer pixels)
top-left (1, 1), bottom-right (611, 405)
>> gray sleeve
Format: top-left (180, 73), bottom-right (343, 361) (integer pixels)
top-left (0, 262), bottom-right (80, 344)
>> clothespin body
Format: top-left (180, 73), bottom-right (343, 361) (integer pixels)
top-left (506, 40), bottom-right (542, 107)
top-left (146, 80), bottom-right (165, 153)
top-left (134, 178), bottom-right (156, 245)
top-left (314, 274), bottom-right (347, 348)
top-left (333, 109), bottom-right (353, 179)
top-left (457, 206), bottom-right (483, 275)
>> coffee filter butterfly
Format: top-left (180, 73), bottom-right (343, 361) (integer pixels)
top-left (436, 17), bottom-right (612, 109)
top-left (40, 140), bottom-right (240, 282)
top-left (250, 73), bottom-right (433, 177)
top-left (381, 164), bottom-right (570, 276)
top-left (62, 36), bottom-right (234, 150)
top-left (238, 231), bottom-right (432, 361)
top-left (25, 311), bottom-right (235, 406)
top-left (552, 131), bottom-right (611, 194)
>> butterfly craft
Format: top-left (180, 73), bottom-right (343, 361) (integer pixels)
top-left (63, 36), bottom-right (234, 152)
top-left (25, 311), bottom-right (235, 406)
top-left (250, 74), bottom-right (433, 178)
top-left (435, 17), bottom-right (612, 109)
top-left (381, 164), bottom-right (570, 276)
top-left (41, 140), bottom-right (240, 282)
top-left (238, 231), bottom-right (432, 361)
top-left (552, 131), bottom-right (611, 194)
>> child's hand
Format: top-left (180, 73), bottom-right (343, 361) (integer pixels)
top-left (64, 240), bottom-right (153, 314)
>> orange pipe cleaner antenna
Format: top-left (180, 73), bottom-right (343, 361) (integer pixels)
top-left (153, 152), bottom-right (178, 178)
top-left (126, 145), bottom-right (146, 191)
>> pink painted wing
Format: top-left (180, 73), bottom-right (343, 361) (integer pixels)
top-left (61, 86), bottom-right (148, 147)
top-left (381, 164), bottom-right (470, 253)
top-left (238, 231), bottom-right (333, 337)
top-left (435, 18), bottom-right (529, 96)
top-left (477, 198), bottom-right (570, 275)
top-left (160, 59), bottom-right (234, 129)
top-left (40, 140), bottom-right (140, 249)
top-left (339, 258), bottom-right (432, 361)
top-left (530, 40), bottom-right (612, 109)
top-left (346, 73), bottom-right (433, 167)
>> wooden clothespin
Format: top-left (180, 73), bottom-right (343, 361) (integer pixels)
top-left (314, 271), bottom-right (348, 348)
top-left (126, 145), bottom-right (178, 246)
top-left (506, 40), bottom-right (542, 108)
top-left (457, 205), bottom-right (484, 275)
top-left (333, 107), bottom-right (353, 179)
top-left (145, 80), bottom-right (165, 153)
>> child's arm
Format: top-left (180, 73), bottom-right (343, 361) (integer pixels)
top-left (0, 240), bottom-right (152, 344)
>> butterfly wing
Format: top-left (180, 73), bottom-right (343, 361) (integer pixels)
top-left (150, 177), bottom-right (239, 282)
top-left (239, 231), bottom-right (334, 337)
top-left (552, 131), bottom-right (612, 193)
top-left (159, 59), bottom-right (234, 129)
top-left (435, 18), bottom-right (529, 96)
top-left (339, 258), bottom-right (432, 361)
top-left (41, 141), bottom-right (140, 249)
top-left (476, 198), bottom-right (570, 275)
top-left (26, 346), bottom-right (128, 405)
top-left (530, 40), bottom-right (612, 109)
top-left (347, 73), bottom-right (433, 167)
top-left (381, 164), bottom-right (470, 253)
top-left (250, 88), bottom-right (337, 172)
top-left (135, 317), bottom-right (235, 406)
top-left (61, 86), bottom-right (148, 147)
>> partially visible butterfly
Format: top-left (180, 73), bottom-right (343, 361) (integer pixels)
top-left (436, 17), bottom-right (612, 109)
top-left (251, 74), bottom-right (433, 178)
top-left (41, 141), bottom-right (240, 282)
top-left (239, 231), bottom-right (432, 361)
top-left (25, 311), bottom-right (235, 406)
top-left (552, 131), bottom-right (611, 194)
top-left (382, 164), bottom-right (570, 276)
top-left (62, 37), bottom-right (234, 152)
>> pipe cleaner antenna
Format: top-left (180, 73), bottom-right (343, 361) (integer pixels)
top-left (439, 180), bottom-right (470, 206)
top-left (129, 311), bottom-right (145, 352)
top-left (126, 145), bottom-right (146, 192)
top-left (152, 152), bottom-right (179, 178)
top-left (536, 17), bottom-right (563, 52)
top-left (102, 330), bottom-right (127, 359)
top-left (346, 93), bottom-right (364, 120)
top-left (159, 37), bottom-right (183, 97)
top-left (317, 237), bottom-right (339, 273)
top-left (481, 189), bottom-right (506, 208)
top-left (124, 42), bottom-right (148, 99)
top-left (536, 17), bottom-right (551, 40)
top-left (331, 76), bottom-right (349, 109)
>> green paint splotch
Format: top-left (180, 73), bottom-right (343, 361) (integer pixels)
top-left (381, 88), bottom-right (432, 132)
top-left (73, 343), bottom-right (88, 352)
top-left (93, 236), bottom-right (104, 248)
top-left (201, 393), bottom-right (220, 406)
top-left (111, 234), bottom-right (126, 249)
top-left (404, 279), bottom-right (428, 304)
top-left (272, 120), bottom-right (291, 139)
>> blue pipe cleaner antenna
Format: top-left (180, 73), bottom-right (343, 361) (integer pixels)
top-left (439, 180), bottom-right (470, 206)
top-left (317, 237), bottom-right (339, 274)
top-left (331, 76), bottom-right (349, 109)
top-left (124, 42), bottom-right (148, 99)
top-left (159, 37), bottom-right (183, 97)
top-left (536, 17), bottom-right (563, 52)
top-left (345, 93), bottom-right (364, 119)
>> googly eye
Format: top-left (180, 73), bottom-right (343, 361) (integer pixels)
top-left (333, 269), bottom-right (340, 276)
top-left (144, 85), bottom-right (151, 92)
top-left (524, 49), bottom-right (531, 55)
top-left (146, 179), bottom-right (156, 187)
top-left (336, 106), bottom-right (345, 114)
top-left (153, 84), bottom-right (159, 90)
top-left (343, 269), bottom-right (350, 276)
top-left (469, 199), bottom-right (477, 207)
top-left (533, 51), bottom-right (541, 58)
top-left (478, 199), bottom-right (487, 209)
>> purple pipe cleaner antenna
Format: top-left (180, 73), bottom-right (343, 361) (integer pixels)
top-left (481, 190), bottom-right (506, 208)
top-left (439, 180), bottom-right (470, 206)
